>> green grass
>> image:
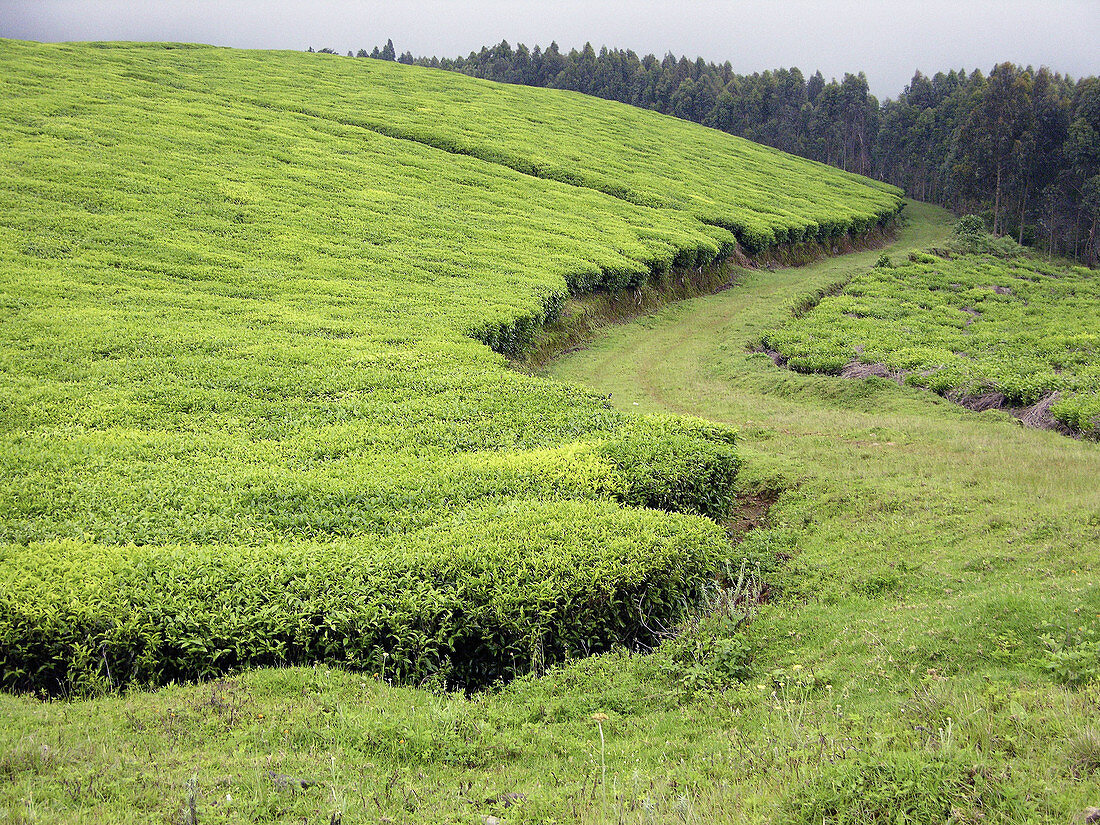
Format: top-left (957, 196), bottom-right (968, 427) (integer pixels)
top-left (542, 198), bottom-right (1100, 820)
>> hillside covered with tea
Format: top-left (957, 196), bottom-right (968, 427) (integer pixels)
top-left (767, 233), bottom-right (1100, 436)
top-left (0, 40), bottom-right (900, 694)
top-left (2, 37), bottom-right (1099, 825)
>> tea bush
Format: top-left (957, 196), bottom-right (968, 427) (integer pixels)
top-left (0, 500), bottom-right (729, 694)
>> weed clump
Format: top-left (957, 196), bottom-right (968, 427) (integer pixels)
top-left (1067, 728), bottom-right (1100, 778)
top-left (791, 752), bottom-right (1031, 824)
top-left (1040, 621), bottom-right (1100, 687)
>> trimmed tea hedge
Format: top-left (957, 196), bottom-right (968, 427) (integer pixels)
top-left (0, 500), bottom-right (727, 694)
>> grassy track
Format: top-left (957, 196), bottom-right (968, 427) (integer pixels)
top-left (3, 202), bottom-right (1097, 823)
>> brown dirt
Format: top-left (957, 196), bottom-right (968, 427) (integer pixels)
top-left (946, 390), bottom-right (1007, 412)
top-left (755, 346), bottom-right (788, 367)
top-left (725, 489), bottom-right (780, 541)
top-left (840, 360), bottom-right (896, 380)
top-left (719, 489), bottom-right (782, 606)
top-left (1014, 392), bottom-right (1075, 435)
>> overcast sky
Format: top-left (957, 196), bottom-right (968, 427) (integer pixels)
top-left (3, 0), bottom-right (1097, 98)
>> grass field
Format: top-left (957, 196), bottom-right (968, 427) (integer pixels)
top-left (546, 200), bottom-right (1100, 821)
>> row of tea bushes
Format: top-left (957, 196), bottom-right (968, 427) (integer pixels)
top-left (767, 248), bottom-right (1100, 435)
top-left (26, 42), bottom-right (901, 258)
top-left (0, 499), bottom-right (728, 694)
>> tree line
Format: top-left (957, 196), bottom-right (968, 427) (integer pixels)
top-left (324, 40), bottom-right (1099, 265)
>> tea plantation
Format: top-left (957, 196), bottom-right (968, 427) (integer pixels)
top-left (766, 235), bottom-right (1100, 436)
top-left (0, 39), bottom-right (899, 695)
top-left (76, 43), bottom-right (901, 253)
top-left (3, 39), bottom-right (1099, 825)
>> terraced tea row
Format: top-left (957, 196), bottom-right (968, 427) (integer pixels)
top-left (766, 246), bottom-right (1100, 435)
top-left (16, 42), bottom-right (902, 253)
top-left (0, 500), bottom-right (729, 694)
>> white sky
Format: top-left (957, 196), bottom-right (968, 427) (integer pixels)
top-left (3, 0), bottom-right (1097, 98)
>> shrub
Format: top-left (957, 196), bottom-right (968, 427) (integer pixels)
top-left (953, 214), bottom-right (986, 239)
top-left (598, 416), bottom-right (740, 518)
top-left (950, 216), bottom-right (1026, 257)
top-left (908, 251), bottom-right (940, 264)
top-left (0, 500), bottom-right (729, 695)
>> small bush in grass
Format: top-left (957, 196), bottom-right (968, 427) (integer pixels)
top-left (953, 214), bottom-right (986, 240)
top-left (908, 251), bottom-right (940, 264)
top-left (1040, 627), bottom-right (1100, 688)
top-left (598, 415), bottom-right (740, 518)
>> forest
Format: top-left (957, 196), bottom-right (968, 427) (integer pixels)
top-left (346, 39), bottom-right (1100, 265)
